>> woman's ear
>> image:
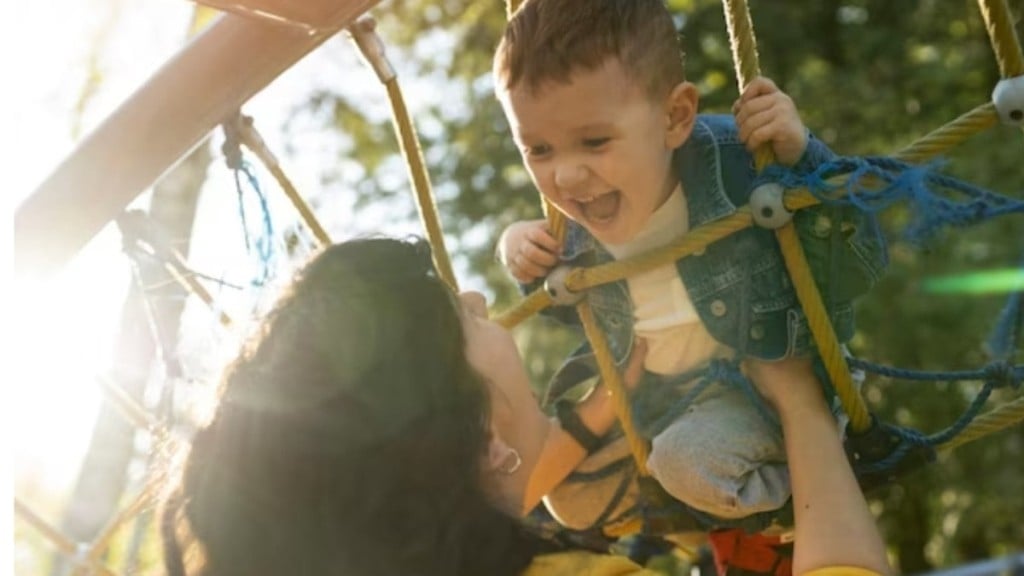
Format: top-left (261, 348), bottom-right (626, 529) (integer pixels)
top-left (485, 426), bottom-right (521, 475)
top-left (664, 81), bottom-right (699, 149)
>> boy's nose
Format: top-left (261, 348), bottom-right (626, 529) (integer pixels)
top-left (554, 161), bottom-right (587, 190)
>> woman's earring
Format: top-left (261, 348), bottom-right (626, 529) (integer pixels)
top-left (499, 448), bottom-right (522, 475)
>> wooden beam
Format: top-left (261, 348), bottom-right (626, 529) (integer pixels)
top-left (16, 0), bottom-right (379, 278)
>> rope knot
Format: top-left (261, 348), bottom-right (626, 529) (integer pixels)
top-left (221, 114), bottom-right (251, 171)
top-left (983, 361), bottom-right (1021, 390)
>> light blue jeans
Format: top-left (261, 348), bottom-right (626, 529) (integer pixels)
top-left (646, 378), bottom-right (789, 519)
top-left (543, 366), bottom-right (856, 530)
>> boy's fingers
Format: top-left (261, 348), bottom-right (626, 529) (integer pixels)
top-left (745, 120), bottom-right (781, 152)
top-left (739, 76), bottom-right (778, 103)
top-left (518, 257), bottom-right (551, 281)
top-left (527, 225), bottom-right (561, 252)
top-left (734, 93), bottom-right (777, 127)
top-left (736, 103), bottom-right (776, 143)
top-left (526, 243), bottom-right (560, 267)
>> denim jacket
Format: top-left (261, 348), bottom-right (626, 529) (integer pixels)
top-left (540, 115), bottom-right (887, 395)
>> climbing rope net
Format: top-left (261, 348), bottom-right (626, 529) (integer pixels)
top-left (14, 0), bottom-right (1024, 572)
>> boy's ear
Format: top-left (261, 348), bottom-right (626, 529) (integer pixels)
top-left (664, 81), bottom-right (698, 149)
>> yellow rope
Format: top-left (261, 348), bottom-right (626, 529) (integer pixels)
top-left (96, 375), bottom-right (162, 434)
top-left (230, 114), bottom-right (333, 247)
top-left (722, 0), bottom-right (762, 94)
top-left (163, 255), bottom-right (234, 328)
top-left (348, 18), bottom-right (459, 291)
top-left (976, 0), bottom-right (1024, 78)
top-left (939, 395), bottom-right (1024, 452)
top-left (894, 103), bottom-right (1000, 164)
top-left (577, 300), bottom-right (651, 474)
top-left (722, 0), bottom-right (870, 432)
top-left (567, 209), bottom-right (754, 291)
top-left (383, 78), bottom-right (460, 291)
top-left (85, 481), bottom-right (160, 567)
top-left (14, 498), bottom-right (120, 576)
top-left (495, 287), bottom-right (554, 329)
top-left (776, 227), bottom-right (873, 430)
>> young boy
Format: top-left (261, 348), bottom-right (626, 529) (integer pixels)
top-left (493, 0), bottom-right (885, 536)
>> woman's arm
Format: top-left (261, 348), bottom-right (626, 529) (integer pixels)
top-left (523, 341), bottom-right (647, 513)
top-left (746, 358), bottom-right (890, 576)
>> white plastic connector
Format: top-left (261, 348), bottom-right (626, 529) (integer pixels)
top-left (347, 16), bottom-right (396, 83)
top-left (992, 76), bottom-right (1024, 126)
top-left (749, 182), bottom-right (793, 229)
top-left (544, 265), bottom-right (584, 306)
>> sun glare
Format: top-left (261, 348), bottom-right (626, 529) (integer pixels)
top-left (11, 228), bottom-right (132, 495)
top-left (9, 0), bottom-right (195, 499)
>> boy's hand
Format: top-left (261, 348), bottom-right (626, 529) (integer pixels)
top-left (497, 219), bottom-right (561, 284)
top-left (733, 77), bottom-right (808, 166)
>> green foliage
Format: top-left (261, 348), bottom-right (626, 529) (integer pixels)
top-left (294, 0), bottom-right (1024, 569)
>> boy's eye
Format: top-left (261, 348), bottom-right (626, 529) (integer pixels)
top-left (524, 144), bottom-right (551, 157)
top-left (583, 137), bottom-right (610, 149)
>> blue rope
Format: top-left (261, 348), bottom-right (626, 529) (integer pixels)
top-left (641, 359), bottom-right (781, 437)
top-left (852, 369), bottom-right (1014, 476)
top-left (709, 359), bottom-right (782, 431)
top-left (760, 156), bottom-right (1024, 245)
top-left (233, 160), bottom-right (276, 286)
top-left (846, 358), bottom-right (1023, 390)
top-left (988, 288), bottom-right (1022, 361)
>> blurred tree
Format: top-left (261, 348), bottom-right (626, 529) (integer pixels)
top-left (287, 0), bottom-right (1023, 570)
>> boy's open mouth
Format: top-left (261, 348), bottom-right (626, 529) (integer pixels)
top-left (577, 190), bottom-right (620, 223)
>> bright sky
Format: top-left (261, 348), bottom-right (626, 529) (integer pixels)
top-left (6, 0), bottom-right (465, 567)
top-left (8, 0), bottom-right (194, 503)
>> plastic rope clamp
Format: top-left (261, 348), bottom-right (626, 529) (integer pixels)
top-left (347, 16), bottom-right (396, 83)
top-left (749, 182), bottom-right (793, 229)
top-left (992, 76), bottom-right (1024, 125)
top-left (544, 265), bottom-right (584, 306)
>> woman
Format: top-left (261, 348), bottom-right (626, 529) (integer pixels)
top-left (161, 237), bottom-right (889, 576)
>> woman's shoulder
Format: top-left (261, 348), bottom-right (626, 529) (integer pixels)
top-left (522, 550), bottom-right (659, 576)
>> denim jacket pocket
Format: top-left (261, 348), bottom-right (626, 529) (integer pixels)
top-left (795, 205), bottom-right (888, 305)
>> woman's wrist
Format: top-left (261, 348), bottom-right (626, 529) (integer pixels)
top-left (556, 383), bottom-right (616, 452)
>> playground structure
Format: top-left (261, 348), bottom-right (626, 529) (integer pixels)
top-left (13, 0), bottom-right (1024, 573)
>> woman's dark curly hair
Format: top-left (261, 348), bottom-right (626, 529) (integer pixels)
top-left (161, 238), bottom-right (550, 576)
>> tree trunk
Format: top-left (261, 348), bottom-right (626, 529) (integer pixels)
top-left (51, 142), bottom-right (210, 576)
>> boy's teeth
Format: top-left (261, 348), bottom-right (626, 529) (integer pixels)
top-left (581, 191), bottom-right (619, 221)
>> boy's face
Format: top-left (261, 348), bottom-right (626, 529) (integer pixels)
top-left (499, 58), bottom-right (696, 246)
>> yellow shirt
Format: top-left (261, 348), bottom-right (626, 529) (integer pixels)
top-left (522, 551), bottom-right (656, 576)
top-left (805, 568), bottom-right (884, 576)
top-left (523, 551), bottom-right (884, 576)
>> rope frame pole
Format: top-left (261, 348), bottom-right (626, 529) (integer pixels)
top-left (894, 103), bottom-right (999, 164)
top-left (977, 0), bottom-right (1024, 79)
top-left (227, 113), bottom-right (333, 247)
top-left (348, 17), bottom-right (460, 291)
top-left (14, 498), bottom-right (120, 576)
top-left (722, 0), bottom-right (871, 432)
top-left (577, 301), bottom-right (651, 474)
top-left (939, 396), bottom-right (1024, 452)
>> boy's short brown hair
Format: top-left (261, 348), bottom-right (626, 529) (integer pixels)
top-left (494, 0), bottom-right (685, 98)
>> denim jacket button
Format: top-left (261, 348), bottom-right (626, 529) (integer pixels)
top-left (749, 324), bottom-right (765, 340)
top-left (813, 215), bottom-right (832, 237)
top-left (710, 299), bottom-right (728, 317)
